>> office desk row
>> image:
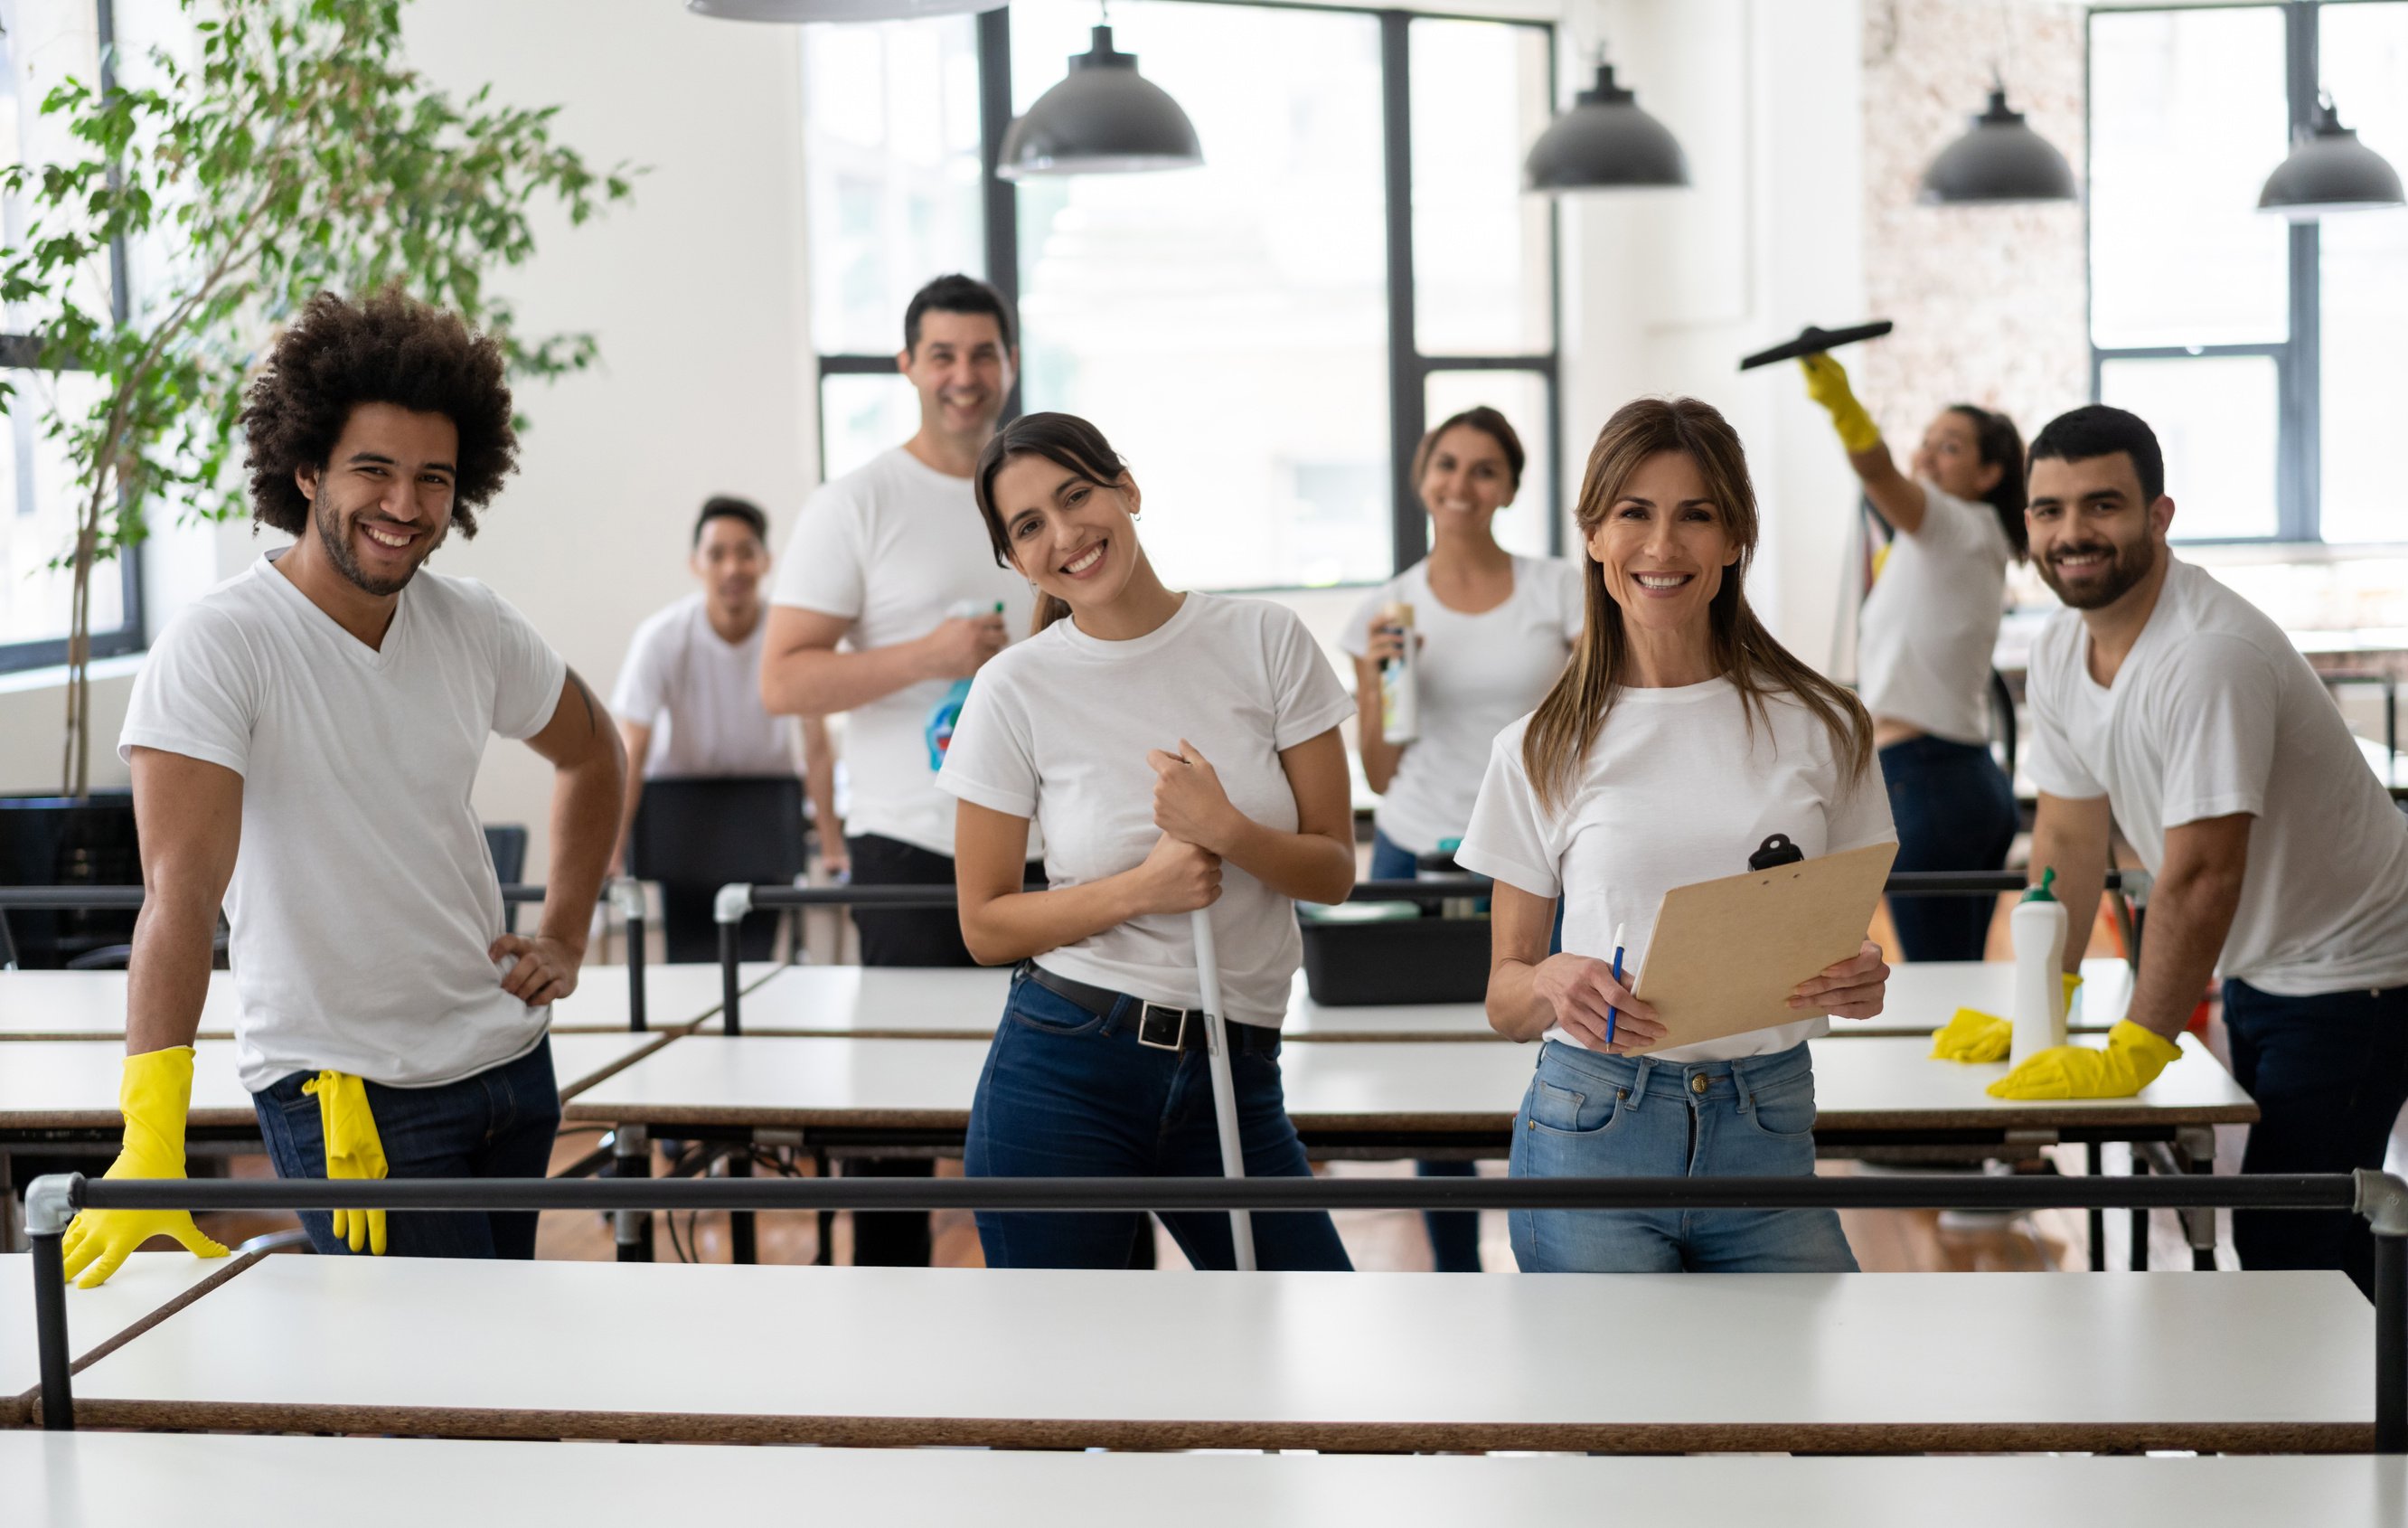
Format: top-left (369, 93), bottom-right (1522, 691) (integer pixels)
top-left (2, 1252), bottom-right (2376, 1455)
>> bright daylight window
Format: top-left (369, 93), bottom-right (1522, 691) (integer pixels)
top-left (1, 0), bottom-right (141, 674)
top-left (2088, 2), bottom-right (2408, 545)
top-left (801, 1), bottom-right (1561, 590)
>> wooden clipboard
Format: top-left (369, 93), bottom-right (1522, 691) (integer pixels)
top-left (1626, 840), bottom-right (1897, 1053)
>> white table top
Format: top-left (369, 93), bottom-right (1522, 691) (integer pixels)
top-left (0, 1032), bottom-right (670, 1132)
top-left (0, 970), bottom-right (243, 1041)
top-left (2, 1250), bottom-right (242, 1404)
top-left (704, 959), bottom-right (2134, 1044)
top-left (61, 1258), bottom-right (2372, 1450)
top-left (0, 964), bottom-right (773, 1042)
top-left (720, 964), bottom-right (1011, 1036)
top-left (564, 1030), bottom-right (2252, 1134)
top-left (12, 1436), bottom-right (2408, 1528)
top-left (548, 962), bottom-right (781, 1033)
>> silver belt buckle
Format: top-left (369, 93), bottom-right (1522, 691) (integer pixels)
top-left (1136, 1002), bottom-right (1190, 1052)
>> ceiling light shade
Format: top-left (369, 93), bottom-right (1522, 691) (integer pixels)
top-left (689, 0), bottom-right (1003, 20)
top-left (1919, 85), bottom-right (2076, 204)
top-left (2258, 95), bottom-right (2405, 219)
top-left (1522, 64), bottom-right (1688, 193)
top-left (996, 25), bottom-right (1203, 181)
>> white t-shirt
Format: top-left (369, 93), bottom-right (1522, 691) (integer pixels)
top-left (936, 593), bottom-right (1353, 1027)
top-left (1340, 556), bottom-right (1583, 854)
top-left (2025, 555), bottom-right (2408, 995)
top-left (770, 446), bottom-right (1034, 856)
top-left (118, 554), bottom-right (567, 1092)
top-left (1856, 484), bottom-right (2013, 745)
top-left (1456, 677), bottom-right (1897, 1061)
top-left (609, 592), bottom-right (797, 778)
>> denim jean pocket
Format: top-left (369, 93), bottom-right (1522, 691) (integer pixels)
top-left (1742, 1068), bottom-right (1819, 1140)
top-left (1523, 1075), bottom-right (1623, 1137)
top-left (1005, 978), bottom-right (1109, 1039)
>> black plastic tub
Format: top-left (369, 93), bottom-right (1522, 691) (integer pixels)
top-left (1298, 913), bottom-right (1491, 1006)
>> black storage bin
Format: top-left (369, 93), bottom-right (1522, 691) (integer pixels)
top-left (1298, 912), bottom-right (1490, 1006)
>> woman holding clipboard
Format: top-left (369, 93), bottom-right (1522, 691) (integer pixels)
top-left (1455, 397), bottom-right (1896, 1274)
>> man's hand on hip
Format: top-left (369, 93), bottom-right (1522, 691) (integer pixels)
top-left (491, 932), bottom-right (583, 1006)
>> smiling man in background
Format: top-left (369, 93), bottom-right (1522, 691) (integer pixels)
top-left (1999, 403), bottom-right (2408, 1296)
top-left (62, 288), bottom-right (625, 1285)
top-left (757, 273), bottom-right (1037, 1267)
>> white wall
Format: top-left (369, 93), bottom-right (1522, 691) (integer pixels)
top-left (1555, 0), bottom-right (1867, 673)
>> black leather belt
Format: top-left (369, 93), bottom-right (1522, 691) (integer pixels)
top-left (1020, 963), bottom-right (1281, 1055)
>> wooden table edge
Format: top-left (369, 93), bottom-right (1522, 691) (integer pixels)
top-left (52, 1402), bottom-right (2374, 1455)
top-left (7, 1250), bottom-right (265, 1427)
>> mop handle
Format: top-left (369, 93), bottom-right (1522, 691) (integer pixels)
top-left (1190, 906), bottom-right (1258, 1272)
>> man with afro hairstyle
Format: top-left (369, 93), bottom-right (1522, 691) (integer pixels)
top-left (63, 288), bottom-right (626, 1285)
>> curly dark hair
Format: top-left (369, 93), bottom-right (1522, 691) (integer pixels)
top-left (241, 288), bottom-right (518, 537)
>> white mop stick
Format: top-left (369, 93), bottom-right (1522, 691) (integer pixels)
top-left (1190, 905), bottom-right (1257, 1272)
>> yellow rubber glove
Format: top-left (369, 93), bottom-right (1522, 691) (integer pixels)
top-left (1798, 353), bottom-right (1883, 454)
top-left (1931, 1007), bottom-right (2012, 1061)
top-left (1930, 976), bottom-right (2083, 1062)
top-left (60, 1047), bottom-right (230, 1289)
top-left (2061, 970), bottom-right (2084, 1021)
top-left (302, 1071), bottom-right (390, 1255)
top-left (1987, 1019), bottom-right (2183, 1099)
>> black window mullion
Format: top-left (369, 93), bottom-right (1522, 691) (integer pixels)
top-left (1379, 8), bottom-right (1424, 575)
top-left (2282, 0), bottom-right (2321, 543)
top-left (976, 5), bottom-right (1021, 425)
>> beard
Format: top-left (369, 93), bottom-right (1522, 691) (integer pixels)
top-left (315, 495), bottom-right (437, 598)
top-left (2036, 533), bottom-right (2156, 611)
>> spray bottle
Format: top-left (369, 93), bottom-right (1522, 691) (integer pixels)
top-left (925, 599), bottom-right (1003, 770)
top-left (1379, 601), bottom-right (1420, 745)
top-left (2008, 867), bottom-right (2070, 1071)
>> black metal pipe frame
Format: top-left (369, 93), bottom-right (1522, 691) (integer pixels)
top-left (22, 1169), bottom-right (2407, 1447)
top-left (3, 882), bottom-right (654, 1032)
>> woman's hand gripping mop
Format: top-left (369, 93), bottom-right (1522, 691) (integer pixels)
top-left (1190, 906), bottom-right (1258, 1271)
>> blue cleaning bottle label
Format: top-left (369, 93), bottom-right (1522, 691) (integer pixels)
top-left (926, 677), bottom-right (973, 770)
top-left (926, 599), bottom-right (1004, 770)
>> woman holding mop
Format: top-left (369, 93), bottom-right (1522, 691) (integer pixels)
top-left (939, 411), bottom-right (1356, 1271)
top-left (1457, 397), bottom-right (1895, 1273)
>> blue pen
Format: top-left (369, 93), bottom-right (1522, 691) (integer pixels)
top-left (1605, 920), bottom-right (1628, 1045)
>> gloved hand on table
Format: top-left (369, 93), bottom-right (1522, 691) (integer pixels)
top-left (1797, 353), bottom-right (1884, 454)
top-left (1986, 1019), bottom-right (2182, 1099)
top-left (1929, 974), bottom-right (2083, 1063)
top-left (303, 1071), bottom-right (390, 1255)
top-left (61, 1046), bottom-right (230, 1288)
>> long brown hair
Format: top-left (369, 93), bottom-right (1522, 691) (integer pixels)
top-left (971, 411), bottom-right (1132, 636)
top-left (1522, 397), bottom-right (1873, 813)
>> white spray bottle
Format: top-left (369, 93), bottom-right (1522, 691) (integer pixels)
top-left (2008, 867), bottom-right (2070, 1071)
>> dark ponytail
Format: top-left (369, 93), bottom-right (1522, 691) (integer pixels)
top-left (972, 412), bottom-right (1132, 636)
top-left (1947, 403), bottom-right (2029, 562)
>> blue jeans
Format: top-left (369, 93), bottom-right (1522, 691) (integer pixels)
top-left (1508, 1040), bottom-right (1857, 1273)
top-left (2224, 980), bottom-right (2408, 1297)
top-left (965, 972), bottom-right (1352, 1271)
top-left (1879, 735), bottom-right (2018, 962)
top-left (253, 1036), bottom-right (560, 1259)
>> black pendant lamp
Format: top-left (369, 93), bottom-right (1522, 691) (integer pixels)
top-left (688, 0), bottom-right (1002, 20)
top-left (1523, 61), bottom-right (1688, 193)
top-left (2259, 94), bottom-right (2405, 220)
top-left (1919, 80), bottom-right (2076, 204)
top-left (997, 24), bottom-right (1203, 181)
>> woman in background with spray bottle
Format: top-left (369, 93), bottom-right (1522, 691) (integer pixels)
top-left (1341, 406), bottom-right (1582, 1272)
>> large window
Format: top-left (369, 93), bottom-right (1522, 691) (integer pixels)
top-left (801, 1), bottom-right (1561, 590)
top-left (1, 0), bottom-right (142, 674)
top-left (2088, 2), bottom-right (2408, 545)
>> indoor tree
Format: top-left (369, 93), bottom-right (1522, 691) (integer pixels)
top-left (1, 0), bottom-right (634, 795)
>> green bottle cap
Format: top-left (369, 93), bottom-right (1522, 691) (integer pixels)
top-left (2021, 867), bottom-right (2058, 903)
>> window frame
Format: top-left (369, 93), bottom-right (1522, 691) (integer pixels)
top-left (1, 0), bottom-right (146, 677)
top-left (2084, 0), bottom-right (2350, 546)
top-left (807, 0), bottom-right (1565, 584)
